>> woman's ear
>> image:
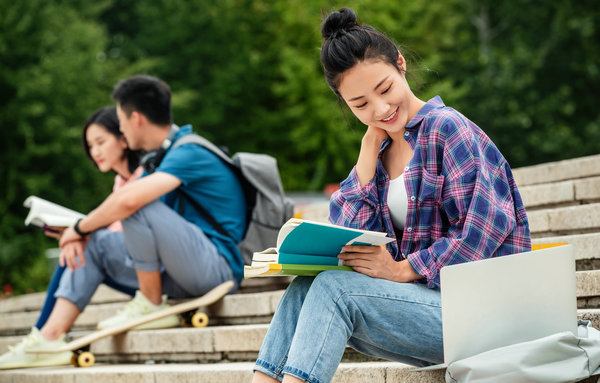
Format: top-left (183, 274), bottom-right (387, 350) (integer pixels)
top-left (397, 51), bottom-right (407, 73)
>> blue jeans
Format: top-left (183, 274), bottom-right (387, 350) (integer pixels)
top-left (254, 270), bottom-right (443, 383)
top-left (35, 265), bottom-right (135, 329)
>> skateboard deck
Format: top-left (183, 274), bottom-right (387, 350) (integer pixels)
top-left (29, 280), bottom-right (234, 365)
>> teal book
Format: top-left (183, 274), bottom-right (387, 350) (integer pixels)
top-left (244, 218), bottom-right (394, 278)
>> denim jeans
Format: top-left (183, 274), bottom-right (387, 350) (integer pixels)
top-left (35, 265), bottom-right (135, 329)
top-left (254, 270), bottom-right (443, 383)
top-left (55, 200), bottom-right (235, 311)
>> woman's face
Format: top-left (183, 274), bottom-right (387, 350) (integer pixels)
top-left (338, 59), bottom-right (414, 135)
top-left (86, 123), bottom-right (128, 173)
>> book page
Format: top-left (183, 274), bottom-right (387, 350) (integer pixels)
top-left (24, 196), bottom-right (85, 227)
top-left (252, 248), bottom-right (279, 262)
top-left (346, 233), bottom-right (394, 247)
top-left (276, 220), bottom-right (301, 248)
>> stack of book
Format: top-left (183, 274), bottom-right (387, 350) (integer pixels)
top-left (244, 218), bottom-right (394, 278)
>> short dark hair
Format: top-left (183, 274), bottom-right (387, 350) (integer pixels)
top-left (111, 75), bottom-right (172, 125)
top-left (320, 8), bottom-right (402, 95)
top-left (82, 106), bottom-right (141, 174)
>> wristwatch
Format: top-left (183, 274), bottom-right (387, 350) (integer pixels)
top-left (73, 218), bottom-right (91, 237)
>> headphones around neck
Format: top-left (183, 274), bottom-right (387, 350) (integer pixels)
top-left (140, 124), bottom-right (180, 173)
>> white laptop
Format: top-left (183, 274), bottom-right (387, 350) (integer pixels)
top-left (417, 244), bottom-right (578, 370)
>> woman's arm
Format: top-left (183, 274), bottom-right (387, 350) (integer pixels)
top-left (329, 127), bottom-right (389, 231)
top-left (355, 126), bottom-right (388, 187)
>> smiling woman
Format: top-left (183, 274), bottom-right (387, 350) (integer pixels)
top-left (82, 107), bottom-right (142, 179)
top-left (252, 7), bottom-right (532, 383)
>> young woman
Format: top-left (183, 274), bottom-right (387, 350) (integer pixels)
top-left (35, 106), bottom-right (143, 329)
top-left (253, 8), bottom-right (531, 383)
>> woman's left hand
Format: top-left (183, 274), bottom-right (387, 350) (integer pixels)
top-left (339, 245), bottom-right (421, 283)
top-left (59, 240), bottom-right (87, 272)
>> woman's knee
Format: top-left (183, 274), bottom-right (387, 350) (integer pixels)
top-left (302, 270), bottom-right (357, 310)
top-left (311, 270), bottom-right (357, 296)
top-left (280, 276), bottom-right (314, 303)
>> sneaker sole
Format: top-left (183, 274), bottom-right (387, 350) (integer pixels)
top-left (0, 352), bottom-right (72, 370)
top-left (133, 314), bottom-right (181, 330)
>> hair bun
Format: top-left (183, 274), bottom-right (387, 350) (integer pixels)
top-left (321, 7), bottom-right (358, 39)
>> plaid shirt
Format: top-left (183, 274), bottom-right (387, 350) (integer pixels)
top-left (330, 96), bottom-right (531, 288)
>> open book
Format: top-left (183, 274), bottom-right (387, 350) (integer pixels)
top-left (244, 218), bottom-right (394, 278)
top-left (24, 196), bottom-right (85, 232)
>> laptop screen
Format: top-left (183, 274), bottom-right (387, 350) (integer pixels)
top-left (440, 244), bottom-right (577, 363)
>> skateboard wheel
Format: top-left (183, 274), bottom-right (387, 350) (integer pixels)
top-left (191, 312), bottom-right (209, 328)
top-left (70, 354), bottom-right (79, 367)
top-left (76, 351), bottom-right (95, 368)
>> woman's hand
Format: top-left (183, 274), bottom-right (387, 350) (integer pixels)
top-left (59, 239), bottom-right (87, 272)
top-left (355, 126), bottom-right (389, 187)
top-left (338, 244), bottom-right (420, 283)
top-left (363, 125), bottom-right (389, 146)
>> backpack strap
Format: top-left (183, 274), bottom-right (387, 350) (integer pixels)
top-left (172, 133), bottom-right (248, 192)
top-left (171, 134), bottom-right (235, 167)
top-left (177, 188), bottom-right (232, 241)
top-left (172, 133), bottom-right (237, 242)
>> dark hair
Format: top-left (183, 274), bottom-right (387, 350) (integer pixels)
top-left (321, 8), bottom-right (402, 95)
top-left (82, 106), bottom-right (141, 174)
top-left (111, 75), bottom-right (172, 125)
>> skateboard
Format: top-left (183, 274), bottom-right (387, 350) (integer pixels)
top-left (29, 280), bottom-right (234, 367)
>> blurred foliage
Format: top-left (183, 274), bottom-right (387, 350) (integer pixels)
top-left (1, 0), bottom-right (598, 293)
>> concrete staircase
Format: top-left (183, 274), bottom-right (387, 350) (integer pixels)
top-left (2, 154), bottom-right (600, 382)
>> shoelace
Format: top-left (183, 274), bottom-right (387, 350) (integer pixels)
top-left (117, 296), bottom-right (153, 316)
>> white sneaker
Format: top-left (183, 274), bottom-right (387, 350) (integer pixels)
top-left (0, 327), bottom-right (72, 369)
top-left (97, 290), bottom-right (180, 330)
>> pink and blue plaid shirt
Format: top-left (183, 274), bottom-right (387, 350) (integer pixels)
top-left (330, 96), bottom-right (531, 288)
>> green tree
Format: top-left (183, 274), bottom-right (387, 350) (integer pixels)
top-left (0, 0), bottom-right (124, 293)
top-left (417, 0), bottom-right (600, 166)
top-left (2, 0), bottom-right (599, 294)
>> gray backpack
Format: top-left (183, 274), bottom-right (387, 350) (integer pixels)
top-left (172, 133), bottom-right (294, 265)
top-left (446, 320), bottom-right (600, 382)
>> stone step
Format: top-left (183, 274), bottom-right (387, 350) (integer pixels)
top-left (4, 262), bottom-right (600, 336)
top-left (519, 176), bottom-right (600, 210)
top-left (577, 270), bottom-right (600, 309)
top-left (532, 233), bottom-right (600, 263)
top-left (512, 154), bottom-right (600, 187)
top-left (0, 284), bottom-right (131, 314)
top-left (3, 308), bottom-right (600, 363)
top-left (0, 289), bottom-right (285, 335)
top-left (0, 276), bottom-right (292, 315)
top-left (528, 203), bottom-right (600, 235)
top-left (0, 362), bottom-right (446, 383)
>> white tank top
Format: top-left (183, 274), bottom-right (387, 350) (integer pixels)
top-left (387, 173), bottom-right (409, 229)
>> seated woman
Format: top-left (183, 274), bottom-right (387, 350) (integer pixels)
top-left (0, 106), bottom-right (142, 369)
top-left (252, 8), bottom-right (531, 383)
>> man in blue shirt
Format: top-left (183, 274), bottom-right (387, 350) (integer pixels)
top-left (0, 75), bottom-right (247, 369)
